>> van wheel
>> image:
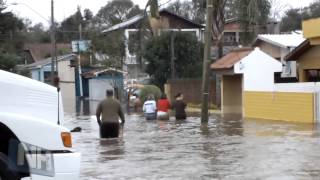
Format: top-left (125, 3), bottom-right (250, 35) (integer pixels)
top-left (0, 152), bottom-right (20, 180)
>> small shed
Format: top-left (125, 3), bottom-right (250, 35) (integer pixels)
top-left (211, 48), bottom-right (282, 115)
top-left (82, 68), bottom-right (127, 101)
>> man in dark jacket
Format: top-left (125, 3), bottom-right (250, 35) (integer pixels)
top-left (96, 90), bottom-right (125, 138)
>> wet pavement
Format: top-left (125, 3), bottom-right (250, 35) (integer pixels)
top-left (64, 100), bottom-right (320, 180)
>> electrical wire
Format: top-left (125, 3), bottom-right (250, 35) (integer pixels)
top-left (159, 0), bottom-right (174, 7)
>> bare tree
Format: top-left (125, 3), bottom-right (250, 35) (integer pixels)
top-left (269, 0), bottom-right (290, 20)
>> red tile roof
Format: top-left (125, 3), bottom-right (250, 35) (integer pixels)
top-left (211, 48), bottom-right (253, 70)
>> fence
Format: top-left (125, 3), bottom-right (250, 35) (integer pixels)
top-left (165, 78), bottom-right (216, 105)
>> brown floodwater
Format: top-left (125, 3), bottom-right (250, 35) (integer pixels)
top-left (63, 100), bottom-right (320, 180)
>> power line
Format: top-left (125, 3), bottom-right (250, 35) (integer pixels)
top-left (159, 0), bottom-right (174, 7)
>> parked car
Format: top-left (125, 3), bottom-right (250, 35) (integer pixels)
top-left (0, 70), bottom-right (81, 180)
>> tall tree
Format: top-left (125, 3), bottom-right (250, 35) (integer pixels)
top-left (95, 0), bottom-right (142, 27)
top-left (280, 8), bottom-right (303, 32)
top-left (57, 6), bottom-right (84, 42)
top-left (307, 0), bottom-right (320, 19)
top-left (235, 0), bottom-right (271, 44)
top-left (88, 0), bottom-right (142, 68)
top-left (24, 22), bottom-right (50, 43)
top-left (167, 0), bottom-right (206, 24)
top-left (143, 32), bottom-right (203, 89)
top-left (0, 0), bottom-right (25, 71)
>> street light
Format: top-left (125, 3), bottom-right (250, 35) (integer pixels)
top-left (9, 1), bottom-right (57, 86)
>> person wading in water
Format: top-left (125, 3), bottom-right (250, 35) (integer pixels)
top-left (157, 93), bottom-right (171, 120)
top-left (96, 90), bottom-right (125, 138)
top-left (172, 93), bottom-right (187, 120)
top-left (143, 95), bottom-right (157, 120)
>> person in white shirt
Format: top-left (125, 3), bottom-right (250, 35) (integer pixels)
top-left (143, 95), bottom-right (157, 120)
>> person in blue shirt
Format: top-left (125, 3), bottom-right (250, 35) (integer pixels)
top-left (143, 95), bottom-right (157, 120)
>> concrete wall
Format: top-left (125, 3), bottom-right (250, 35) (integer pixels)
top-left (60, 83), bottom-right (76, 113)
top-left (222, 75), bottom-right (242, 114)
top-left (302, 18), bottom-right (320, 40)
top-left (297, 46), bottom-right (320, 82)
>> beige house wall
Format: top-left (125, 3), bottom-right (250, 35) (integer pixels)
top-left (256, 41), bottom-right (281, 59)
top-left (297, 46), bottom-right (320, 82)
top-left (221, 75), bottom-right (243, 114)
top-left (58, 60), bottom-right (75, 83)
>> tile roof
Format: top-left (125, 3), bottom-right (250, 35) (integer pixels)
top-left (24, 43), bottom-right (72, 62)
top-left (211, 48), bottom-right (253, 70)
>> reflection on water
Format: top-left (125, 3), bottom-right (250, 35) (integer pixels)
top-left (63, 100), bottom-right (320, 179)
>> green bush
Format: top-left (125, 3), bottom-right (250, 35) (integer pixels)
top-left (139, 85), bottom-right (162, 103)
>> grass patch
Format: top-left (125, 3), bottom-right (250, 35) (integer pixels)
top-left (187, 103), bottom-right (218, 110)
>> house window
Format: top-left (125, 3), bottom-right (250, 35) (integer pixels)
top-left (306, 69), bottom-right (320, 82)
top-left (44, 72), bottom-right (52, 84)
top-left (224, 32), bottom-right (236, 42)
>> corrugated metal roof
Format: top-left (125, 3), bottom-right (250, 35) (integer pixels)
top-left (102, 14), bottom-right (144, 33)
top-left (25, 54), bottom-right (76, 69)
top-left (211, 48), bottom-right (253, 70)
top-left (82, 68), bottom-right (127, 78)
top-left (102, 9), bottom-right (204, 34)
top-left (255, 34), bottom-right (305, 48)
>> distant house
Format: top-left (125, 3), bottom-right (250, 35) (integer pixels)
top-left (222, 18), bottom-right (280, 47)
top-left (23, 43), bottom-right (72, 64)
top-left (102, 9), bottom-right (204, 81)
top-left (252, 32), bottom-right (305, 81)
top-left (26, 54), bottom-right (76, 83)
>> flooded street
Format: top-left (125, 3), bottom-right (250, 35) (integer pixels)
top-left (64, 100), bottom-right (320, 180)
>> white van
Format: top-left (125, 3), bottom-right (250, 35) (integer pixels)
top-left (0, 70), bottom-right (81, 180)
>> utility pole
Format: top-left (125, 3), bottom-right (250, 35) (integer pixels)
top-left (79, 23), bottom-right (82, 40)
top-left (50, 0), bottom-right (56, 85)
top-left (77, 24), bottom-right (83, 97)
top-left (201, 0), bottom-right (213, 123)
top-left (170, 31), bottom-right (175, 79)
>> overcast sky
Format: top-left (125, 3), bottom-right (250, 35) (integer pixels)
top-left (4, 0), bottom-right (316, 26)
